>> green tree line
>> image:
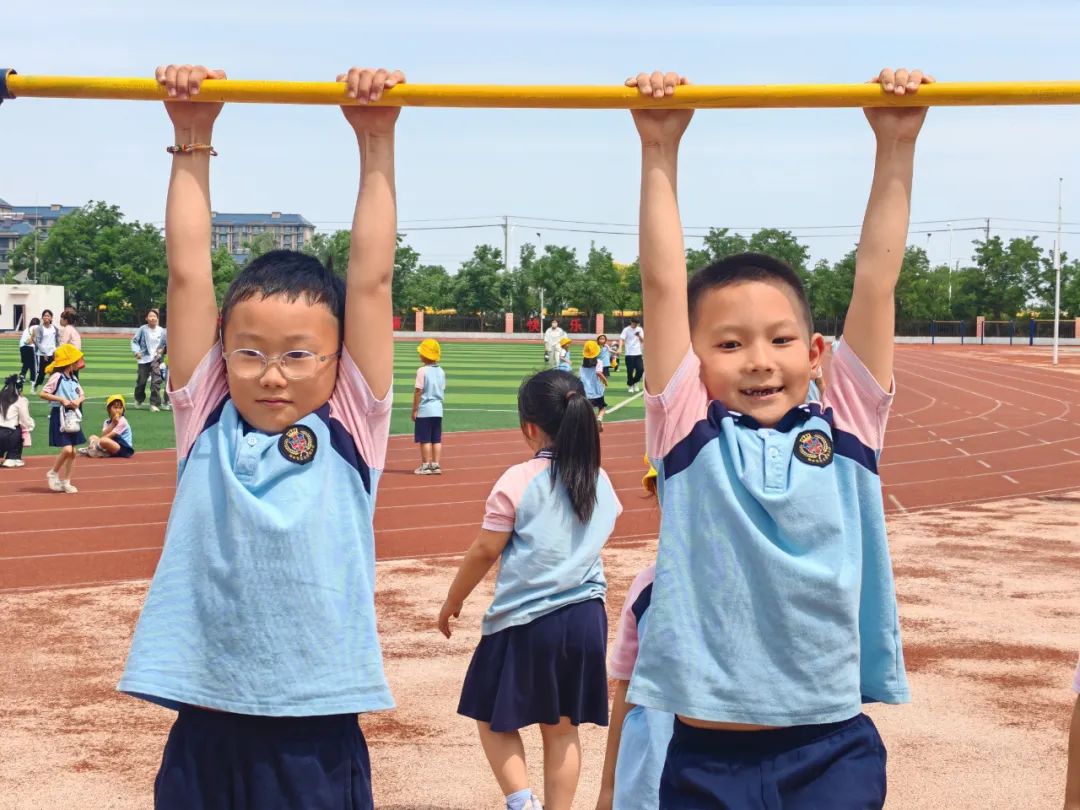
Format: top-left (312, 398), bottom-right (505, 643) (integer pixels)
top-left (9, 201), bottom-right (1080, 326)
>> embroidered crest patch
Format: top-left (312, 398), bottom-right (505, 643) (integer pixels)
top-left (279, 424), bottom-right (317, 465)
top-left (794, 429), bottom-right (833, 467)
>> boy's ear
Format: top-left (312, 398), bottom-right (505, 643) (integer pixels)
top-left (808, 332), bottom-right (827, 377)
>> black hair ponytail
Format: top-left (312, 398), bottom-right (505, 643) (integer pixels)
top-left (0, 374), bottom-right (21, 421)
top-left (518, 369), bottom-right (601, 523)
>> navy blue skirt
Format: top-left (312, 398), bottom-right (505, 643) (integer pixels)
top-left (48, 407), bottom-right (85, 447)
top-left (457, 598), bottom-right (609, 732)
top-left (155, 706), bottom-right (373, 810)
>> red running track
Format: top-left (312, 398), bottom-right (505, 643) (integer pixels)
top-left (2, 345), bottom-right (1078, 592)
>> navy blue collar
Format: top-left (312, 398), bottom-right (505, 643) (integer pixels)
top-left (710, 400), bottom-right (831, 432)
top-left (534, 448), bottom-right (556, 460)
top-left (240, 401), bottom-right (331, 436)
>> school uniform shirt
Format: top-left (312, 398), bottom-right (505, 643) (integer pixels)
top-left (628, 339), bottom-right (909, 726)
top-left (608, 566), bottom-right (674, 810)
top-left (103, 416), bottom-right (134, 447)
top-left (119, 345), bottom-right (394, 716)
top-left (59, 324), bottom-right (82, 350)
top-left (42, 373), bottom-right (82, 410)
top-left (480, 452), bottom-right (622, 635)
top-left (556, 349), bottom-right (571, 372)
top-left (580, 365), bottom-right (605, 400)
top-left (620, 326), bottom-right (644, 357)
top-left (415, 364), bottom-right (446, 418)
top-left (598, 344), bottom-right (612, 368)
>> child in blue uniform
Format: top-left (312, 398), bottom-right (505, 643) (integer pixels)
top-left (39, 343), bottom-right (86, 493)
top-left (119, 62), bottom-right (406, 810)
top-left (624, 67), bottom-right (934, 808)
top-left (556, 336), bottom-right (572, 371)
top-left (412, 337), bottom-right (446, 475)
top-left (438, 369), bottom-right (622, 810)
top-left (83, 394), bottom-right (136, 458)
top-left (579, 339), bottom-right (609, 432)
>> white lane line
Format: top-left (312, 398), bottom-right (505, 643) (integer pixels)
top-left (941, 438), bottom-right (952, 445)
top-left (977, 460), bottom-right (992, 468)
top-left (1002, 475), bottom-right (1019, 484)
top-left (607, 391), bottom-right (644, 414)
top-left (955, 448), bottom-right (970, 456)
top-left (928, 430), bottom-right (937, 437)
top-left (1017, 430), bottom-right (1031, 437)
top-left (994, 422), bottom-right (1011, 430)
top-left (887, 494), bottom-right (907, 512)
top-left (1066, 449), bottom-right (1080, 457)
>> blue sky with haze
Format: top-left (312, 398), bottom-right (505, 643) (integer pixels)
top-left (3, 1), bottom-right (1079, 272)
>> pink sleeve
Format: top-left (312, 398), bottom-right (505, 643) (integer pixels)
top-left (608, 566), bottom-right (657, 680)
top-left (482, 459), bottom-right (545, 532)
top-left (821, 339), bottom-right (894, 451)
top-left (117, 417), bottom-right (130, 434)
top-left (414, 366), bottom-right (426, 389)
top-left (42, 373), bottom-right (61, 396)
top-left (327, 349), bottom-right (393, 472)
top-left (168, 345), bottom-right (230, 462)
top-left (644, 346), bottom-right (709, 460)
top-left (1073, 656), bottom-right (1080, 693)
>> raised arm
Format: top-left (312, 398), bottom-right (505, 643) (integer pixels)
top-left (338, 67), bottom-right (406, 399)
top-left (844, 68), bottom-right (932, 389)
top-left (156, 64), bottom-right (228, 389)
top-left (627, 71), bottom-right (694, 394)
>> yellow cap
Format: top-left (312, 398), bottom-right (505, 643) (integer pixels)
top-left (105, 394), bottom-right (126, 411)
top-left (417, 338), bottom-right (441, 362)
top-left (45, 344), bottom-right (84, 375)
top-left (559, 336), bottom-right (572, 347)
top-left (582, 340), bottom-right (600, 359)
top-left (642, 453), bottom-right (658, 494)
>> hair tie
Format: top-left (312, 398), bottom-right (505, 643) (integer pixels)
top-left (565, 390), bottom-right (580, 402)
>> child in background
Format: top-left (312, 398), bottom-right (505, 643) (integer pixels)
top-left (83, 395), bottom-right (135, 458)
top-left (118, 63), bottom-right (405, 809)
top-left (1067, 656), bottom-right (1080, 810)
top-left (596, 333), bottom-right (613, 379)
top-left (0, 374), bottom-right (34, 468)
top-left (39, 343), bottom-right (86, 493)
top-left (596, 459), bottom-right (673, 810)
top-left (579, 340), bottom-right (608, 432)
top-left (625, 67), bottom-right (931, 807)
top-left (438, 369), bottom-right (622, 810)
top-left (556, 335), bottom-right (572, 371)
top-left (412, 338), bottom-right (446, 475)
top-left (19, 317), bottom-right (39, 389)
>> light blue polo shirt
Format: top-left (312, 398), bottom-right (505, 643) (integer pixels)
top-left (415, 363), bottom-right (446, 418)
top-left (579, 365), bottom-right (605, 400)
top-left (628, 340), bottom-right (909, 726)
top-left (119, 345), bottom-right (394, 716)
top-left (480, 450), bottom-right (622, 635)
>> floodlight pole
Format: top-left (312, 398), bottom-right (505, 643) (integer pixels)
top-left (1053, 178), bottom-right (1063, 366)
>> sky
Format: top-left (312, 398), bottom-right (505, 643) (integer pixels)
top-left (3, 0), bottom-right (1080, 273)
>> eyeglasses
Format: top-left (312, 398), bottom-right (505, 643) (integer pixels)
top-left (223, 346), bottom-right (341, 380)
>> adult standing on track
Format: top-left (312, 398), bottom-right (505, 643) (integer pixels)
top-left (620, 317), bottom-right (644, 393)
top-left (31, 309), bottom-right (61, 394)
top-left (130, 308), bottom-right (169, 411)
top-left (543, 317), bottom-right (567, 368)
top-left (18, 317), bottom-right (40, 389)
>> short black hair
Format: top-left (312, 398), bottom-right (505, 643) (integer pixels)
top-left (220, 250), bottom-right (345, 337)
top-left (687, 252), bottom-right (812, 334)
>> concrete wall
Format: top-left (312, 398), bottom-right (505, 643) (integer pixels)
top-left (0, 284), bottom-right (65, 331)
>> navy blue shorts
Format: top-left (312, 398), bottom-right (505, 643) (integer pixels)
top-left (111, 437), bottom-right (135, 458)
top-left (457, 598), bottom-right (609, 732)
top-left (413, 416), bottom-right (442, 444)
top-left (589, 396), bottom-right (608, 410)
top-left (659, 714), bottom-right (886, 809)
top-left (154, 706), bottom-right (373, 810)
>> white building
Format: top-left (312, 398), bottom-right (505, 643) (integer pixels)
top-left (0, 284), bottom-right (65, 331)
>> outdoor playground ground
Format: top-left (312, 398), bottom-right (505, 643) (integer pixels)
top-left (1, 339), bottom-right (1079, 808)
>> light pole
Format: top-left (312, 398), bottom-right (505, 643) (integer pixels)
top-left (1053, 178), bottom-right (1063, 366)
top-left (536, 232), bottom-right (545, 319)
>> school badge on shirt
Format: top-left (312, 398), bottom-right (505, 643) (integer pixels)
top-left (794, 429), bottom-right (833, 467)
top-left (279, 424), bottom-right (317, 465)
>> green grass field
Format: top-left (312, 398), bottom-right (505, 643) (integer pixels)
top-left (0, 337), bottom-right (645, 456)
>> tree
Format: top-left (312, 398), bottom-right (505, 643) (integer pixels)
top-left (401, 264), bottom-right (453, 312)
top-left (301, 230), bottom-right (350, 276)
top-left (971, 236), bottom-right (1040, 319)
top-left (453, 245), bottom-right (506, 319)
top-left (243, 231), bottom-right (279, 261)
top-left (393, 237), bottom-right (421, 312)
top-left (212, 246), bottom-right (240, 304)
top-left (573, 243), bottom-right (622, 315)
top-left (10, 201), bottom-right (167, 322)
top-left (527, 244), bottom-right (580, 315)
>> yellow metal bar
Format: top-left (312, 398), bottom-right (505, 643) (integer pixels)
top-left (6, 74), bottom-right (1080, 109)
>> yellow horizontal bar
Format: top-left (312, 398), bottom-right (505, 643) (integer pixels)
top-left (7, 74), bottom-right (1080, 109)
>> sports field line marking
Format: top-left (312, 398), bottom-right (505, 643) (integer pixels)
top-left (1002, 475), bottom-right (1020, 484)
top-left (0, 545), bottom-right (163, 562)
top-left (1066, 449), bottom-right (1080, 456)
top-left (1017, 430), bottom-right (1031, 437)
top-left (955, 448), bottom-right (970, 456)
top-left (607, 390), bottom-right (644, 415)
top-left (1, 521), bottom-right (166, 537)
top-left (977, 460), bottom-right (992, 468)
top-left (940, 438), bottom-right (952, 445)
top-left (887, 494), bottom-right (907, 512)
top-left (994, 423), bottom-right (1011, 429)
top-left (928, 430), bottom-right (937, 437)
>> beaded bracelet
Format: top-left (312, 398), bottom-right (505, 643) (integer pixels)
top-left (166, 143), bottom-right (218, 156)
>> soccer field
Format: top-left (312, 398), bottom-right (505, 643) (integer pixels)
top-left (0, 337), bottom-right (645, 455)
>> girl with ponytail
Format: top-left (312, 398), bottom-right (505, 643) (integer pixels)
top-left (438, 369), bottom-right (622, 810)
